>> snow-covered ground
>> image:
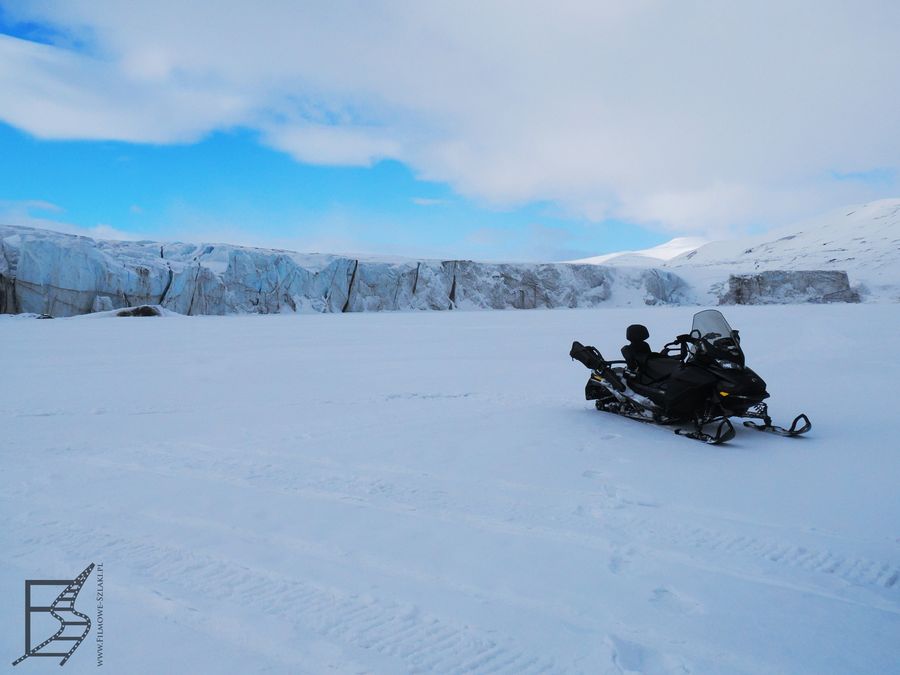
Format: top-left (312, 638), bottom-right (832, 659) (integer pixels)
top-left (2, 305), bottom-right (899, 674)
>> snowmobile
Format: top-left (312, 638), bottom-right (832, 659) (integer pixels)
top-left (568, 309), bottom-right (811, 444)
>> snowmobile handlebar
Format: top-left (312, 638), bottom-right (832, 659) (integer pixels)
top-left (660, 334), bottom-right (695, 359)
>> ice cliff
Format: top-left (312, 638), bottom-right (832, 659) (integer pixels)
top-left (0, 225), bottom-right (691, 317)
top-left (718, 271), bottom-right (860, 304)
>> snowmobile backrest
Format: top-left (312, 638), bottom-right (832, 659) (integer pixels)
top-left (626, 324), bottom-right (650, 342)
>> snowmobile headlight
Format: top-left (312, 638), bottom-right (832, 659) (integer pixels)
top-left (715, 359), bottom-right (741, 369)
top-left (719, 391), bottom-right (730, 397)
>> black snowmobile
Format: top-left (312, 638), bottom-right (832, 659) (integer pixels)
top-left (569, 309), bottom-right (811, 444)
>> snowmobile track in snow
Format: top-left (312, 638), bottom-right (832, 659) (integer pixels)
top-left (622, 518), bottom-right (900, 594)
top-left (70, 445), bottom-right (900, 606)
top-left (6, 518), bottom-right (562, 674)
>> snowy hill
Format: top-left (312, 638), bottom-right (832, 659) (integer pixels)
top-left (665, 199), bottom-right (900, 301)
top-left (569, 199), bottom-right (900, 303)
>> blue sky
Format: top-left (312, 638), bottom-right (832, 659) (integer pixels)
top-left (1, 3), bottom-right (897, 260)
top-left (0, 121), bottom-right (665, 260)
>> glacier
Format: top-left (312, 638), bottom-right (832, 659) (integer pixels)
top-left (0, 225), bottom-right (693, 317)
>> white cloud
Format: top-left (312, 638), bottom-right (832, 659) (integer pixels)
top-left (0, 35), bottom-right (250, 142)
top-left (263, 123), bottom-right (401, 167)
top-left (0, 200), bottom-right (140, 240)
top-left (1, 1), bottom-right (899, 235)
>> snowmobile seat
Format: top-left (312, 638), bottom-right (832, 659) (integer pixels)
top-left (640, 356), bottom-right (682, 381)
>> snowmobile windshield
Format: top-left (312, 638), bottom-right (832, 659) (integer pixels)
top-left (691, 310), bottom-right (734, 342)
top-left (689, 310), bottom-right (744, 366)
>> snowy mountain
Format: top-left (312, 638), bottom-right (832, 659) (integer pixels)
top-left (0, 224), bottom-right (689, 317)
top-left (568, 236), bottom-right (708, 267)
top-left (570, 199), bottom-right (900, 303)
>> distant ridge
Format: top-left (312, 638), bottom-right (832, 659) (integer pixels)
top-left (568, 237), bottom-right (708, 266)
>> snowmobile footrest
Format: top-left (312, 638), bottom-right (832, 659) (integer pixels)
top-left (743, 413), bottom-right (811, 436)
top-left (675, 418), bottom-right (735, 445)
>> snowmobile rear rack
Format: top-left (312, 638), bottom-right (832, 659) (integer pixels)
top-left (569, 342), bottom-right (626, 392)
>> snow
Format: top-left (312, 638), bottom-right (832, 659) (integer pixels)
top-left (2, 304), bottom-right (899, 674)
top-left (568, 237), bottom-right (709, 267)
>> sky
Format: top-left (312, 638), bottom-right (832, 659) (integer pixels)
top-left (1, 1), bottom-right (898, 261)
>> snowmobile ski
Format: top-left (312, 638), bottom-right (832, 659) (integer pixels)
top-left (743, 413), bottom-right (811, 437)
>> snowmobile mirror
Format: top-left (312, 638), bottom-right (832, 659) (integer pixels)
top-left (733, 329), bottom-right (741, 343)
